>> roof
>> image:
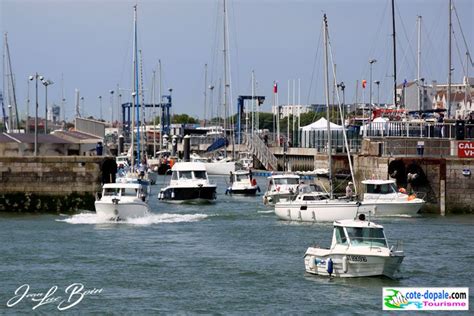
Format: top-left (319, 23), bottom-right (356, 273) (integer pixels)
top-left (103, 182), bottom-right (143, 189)
top-left (52, 130), bottom-right (102, 143)
top-left (334, 219), bottom-right (383, 229)
top-left (0, 132), bottom-right (72, 144)
top-left (300, 117), bottom-right (343, 131)
top-left (361, 179), bottom-right (396, 185)
top-left (233, 170), bottom-right (251, 175)
top-left (267, 173), bottom-right (300, 179)
top-left (171, 162), bottom-right (207, 171)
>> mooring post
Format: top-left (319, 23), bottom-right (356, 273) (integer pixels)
top-left (440, 179), bottom-right (446, 216)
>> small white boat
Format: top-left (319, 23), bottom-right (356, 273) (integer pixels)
top-left (304, 215), bottom-right (404, 278)
top-left (360, 179), bottom-right (425, 216)
top-left (158, 162), bottom-right (217, 203)
top-left (95, 180), bottom-right (151, 220)
top-left (226, 170), bottom-right (260, 195)
top-left (263, 174), bottom-right (300, 205)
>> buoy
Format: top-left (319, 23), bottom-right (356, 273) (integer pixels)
top-left (327, 258), bottom-right (333, 276)
top-left (342, 256), bottom-right (348, 273)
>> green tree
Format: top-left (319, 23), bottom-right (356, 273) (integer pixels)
top-left (170, 114), bottom-right (197, 124)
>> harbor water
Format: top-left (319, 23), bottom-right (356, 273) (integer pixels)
top-left (1, 175), bottom-right (473, 314)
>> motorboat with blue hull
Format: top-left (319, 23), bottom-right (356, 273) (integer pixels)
top-left (158, 162), bottom-right (217, 203)
top-left (304, 215), bottom-right (404, 278)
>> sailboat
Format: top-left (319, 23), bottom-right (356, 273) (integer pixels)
top-left (274, 15), bottom-right (373, 222)
top-left (95, 5), bottom-right (151, 219)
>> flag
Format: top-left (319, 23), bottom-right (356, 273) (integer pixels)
top-left (403, 79), bottom-right (408, 87)
top-left (273, 81), bottom-right (278, 94)
top-left (362, 80), bottom-right (367, 89)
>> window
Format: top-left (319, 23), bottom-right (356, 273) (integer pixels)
top-left (335, 226), bottom-right (347, 244)
top-left (194, 171), bottom-right (207, 180)
top-left (103, 188), bottom-right (119, 196)
top-left (179, 171), bottom-right (192, 180)
top-left (274, 178), bottom-right (299, 185)
top-left (171, 171), bottom-right (178, 180)
top-left (346, 227), bottom-right (387, 247)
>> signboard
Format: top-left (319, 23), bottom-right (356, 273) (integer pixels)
top-left (458, 141), bottom-right (474, 158)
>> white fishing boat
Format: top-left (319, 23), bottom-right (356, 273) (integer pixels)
top-left (262, 173), bottom-right (300, 205)
top-left (95, 180), bottom-right (151, 220)
top-left (360, 179), bottom-right (425, 216)
top-left (226, 170), bottom-right (260, 195)
top-left (304, 214), bottom-right (404, 278)
top-left (158, 162), bottom-right (217, 203)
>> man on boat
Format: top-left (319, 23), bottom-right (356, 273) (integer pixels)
top-left (345, 182), bottom-right (354, 199)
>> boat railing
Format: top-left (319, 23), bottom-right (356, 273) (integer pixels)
top-left (390, 240), bottom-right (404, 253)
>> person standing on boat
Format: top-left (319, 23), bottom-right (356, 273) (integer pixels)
top-left (229, 171), bottom-right (234, 184)
top-left (345, 182), bottom-right (354, 199)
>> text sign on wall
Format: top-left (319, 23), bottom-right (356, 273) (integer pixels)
top-left (458, 141), bottom-right (474, 158)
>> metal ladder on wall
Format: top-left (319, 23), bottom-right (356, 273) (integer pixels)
top-left (244, 133), bottom-right (278, 171)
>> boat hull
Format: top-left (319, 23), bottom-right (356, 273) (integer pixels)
top-left (304, 252), bottom-right (404, 278)
top-left (228, 187), bottom-right (258, 195)
top-left (275, 201), bottom-right (374, 222)
top-left (361, 200), bottom-right (424, 216)
top-left (94, 200), bottom-right (150, 220)
top-left (263, 192), bottom-right (297, 205)
top-left (159, 186), bottom-right (217, 202)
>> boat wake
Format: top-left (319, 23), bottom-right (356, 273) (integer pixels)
top-left (57, 212), bottom-right (209, 225)
top-left (257, 210), bottom-right (274, 214)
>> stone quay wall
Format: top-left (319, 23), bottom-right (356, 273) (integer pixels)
top-left (0, 156), bottom-right (104, 213)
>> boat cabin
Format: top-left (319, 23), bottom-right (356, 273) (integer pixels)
top-left (361, 179), bottom-right (398, 195)
top-left (331, 218), bottom-right (388, 249)
top-left (170, 162), bottom-right (209, 184)
top-left (101, 183), bottom-right (148, 199)
top-left (267, 174), bottom-right (300, 192)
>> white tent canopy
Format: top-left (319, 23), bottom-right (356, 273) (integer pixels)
top-left (360, 117), bottom-right (389, 134)
top-left (300, 117), bottom-right (343, 131)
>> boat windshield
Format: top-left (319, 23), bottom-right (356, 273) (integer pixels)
top-left (274, 178), bottom-right (299, 185)
top-left (194, 171), bottom-right (207, 180)
top-left (122, 188), bottom-right (139, 197)
top-left (346, 227), bottom-right (387, 247)
top-left (171, 171), bottom-right (178, 180)
top-left (366, 183), bottom-right (397, 194)
top-left (103, 188), bottom-right (120, 196)
top-left (179, 171), bottom-right (193, 180)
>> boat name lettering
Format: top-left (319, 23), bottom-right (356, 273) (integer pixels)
top-left (347, 255), bottom-right (367, 262)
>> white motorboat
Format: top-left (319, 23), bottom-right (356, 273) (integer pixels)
top-left (190, 153), bottom-right (236, 175)
top-left (226, 170), bottom-right (260, 195)
top-left (95, 180), bottom-right (151, 220)
top-left (360, 179), bottom-right (425, 216)
top-left (304, 214), bottom-right (404, 278)
top-left (262, 174), bottom-right (300, 205)
top-left (158, 162), bottom-right (217, 203)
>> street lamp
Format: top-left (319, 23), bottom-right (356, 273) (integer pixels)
top-left (98, 95), bottom-right (103, 121)
top-left (374, 80), bottom-right (380, 107)
top-left (41, 78), bottom-right (54, 134)
top-left (109, 90), bottom-right (114, 124)
top-left (337, 82), bottom-right (345, 125)
top-left (369, 59), bottom-right (377, 134)
top-left (29, 73), bottom-right (43, 155)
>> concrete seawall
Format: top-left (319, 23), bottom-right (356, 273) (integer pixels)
top-left (0, 156), bottom-right (105, 213)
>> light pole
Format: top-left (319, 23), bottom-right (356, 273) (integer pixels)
top-left (29, 73), bottom-right (43, 155)
top-left (109, 90), bottom-right (114, 124)
top-left (41, 78), bottom-right (53, 134)
top-left (27, 78), bottom-right (31, 133)
top-left (369, 59), bottom-right (377, 134)
top-left (337, 82), bottom-right (345, 125)
top-left (98, 95), bottom-right (103, 121)
top-left (374, 80), bottom-right (380, 107)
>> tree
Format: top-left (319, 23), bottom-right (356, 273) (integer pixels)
top-left (171, 114), bottom-right (197, 124)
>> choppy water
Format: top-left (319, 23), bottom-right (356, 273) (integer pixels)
top-left (1, 176), bottom-right (473, 314)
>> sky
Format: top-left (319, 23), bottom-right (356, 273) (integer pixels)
top-left (1, 0), bottom-right (473, 123)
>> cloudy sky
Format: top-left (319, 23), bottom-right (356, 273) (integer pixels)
top-left (1, 0), bottom-right (472, 122)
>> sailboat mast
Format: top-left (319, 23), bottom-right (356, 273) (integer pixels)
top-left (203, 63), bottom-right (208, 126)
top-left (158, 59), bottom-right (162, 150)
top-left (447, 0), bottom-right (452, 118)
top-left (417, 16), bottom-right (422, 112)
top-left (134, 5), bottom-right (140, 165)
top-left (152, 69), bottom-right (156, 156)
top-left (323, 14), bottom-right (333, 199)
top-left (223, 0), bottom-right (228, 158)
top-left (4, 33), bottom-right (19, 130)
top-left (391, 0), bottom-right (397, 108)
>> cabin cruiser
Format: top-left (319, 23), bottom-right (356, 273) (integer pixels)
top-left (158, 162), bottom-right (217, 203)
top-left (263, 174), bottom-right (300, 205)
top-left (95, 179), bottom-right (151, 220)
top-left (304, 214), bottom-right (404, 278)
top-left (360, 179), bottom-right (425, 216)
top-left (226, 170), bottom-right (260, 195)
